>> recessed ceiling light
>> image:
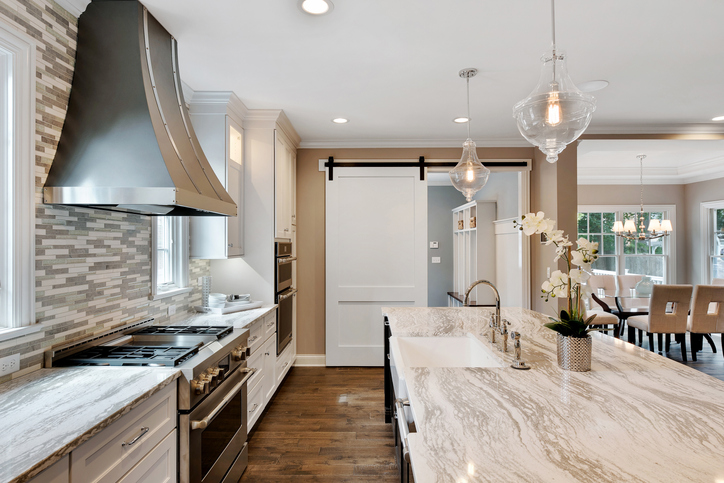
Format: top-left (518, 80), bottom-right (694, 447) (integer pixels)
top-left (453, 117), bottom-right (469, 123)
top-left (577, 80), bottom-right (609, 93)
top-left (712, 115), bottom-right (724, 121)
top-left (300, 0), bottom-right (333, 15)
top-left (332, 118), bottom-right (348, 124)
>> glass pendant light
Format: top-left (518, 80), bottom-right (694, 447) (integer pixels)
top-left (449, 68), bottom-right (490, 201)
top-left (513, 0), bottom-right (596, 163)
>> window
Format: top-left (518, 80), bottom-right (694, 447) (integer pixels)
top-left (578, 206), bottom-right (675, 284)
top-left (151, 216), bottom-right (190, 299)
top-left (0, 20), bottom-right (35, 333)
top-left (701, 201), bottom-right (724, 283)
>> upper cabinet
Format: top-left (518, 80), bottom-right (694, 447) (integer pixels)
top-left (275, 131), bottom-right (296, 240)
top-left (188, 92), bottom-right (246, 259)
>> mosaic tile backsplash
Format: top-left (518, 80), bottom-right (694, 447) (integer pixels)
top-left (0, 0), bottom-right (210, 383)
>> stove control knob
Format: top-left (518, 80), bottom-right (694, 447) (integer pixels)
top-left (201, 372), bottom-right (217, 385)
top-left (232, 348), bottom-right (246, 361)
top-left (191, 378), bottom-right (209, 395)
top-left (208, 367), bottom-right (225, 383)
top-left (245, 346), bottom-right (251, 357)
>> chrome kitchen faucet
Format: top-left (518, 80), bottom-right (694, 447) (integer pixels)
top-left (463, 280), bottom-right (509, 352)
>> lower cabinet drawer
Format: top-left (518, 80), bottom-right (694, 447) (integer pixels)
top-left (28, 455), bottom-right (69, 483)
top-left (117, 429), bottom-right (176, 483)
top-left (248, 320), bottom-right (264, 354)
top-left (246, 346), bottom-right (264, 390)
top-left (71, 383), bottom-right (176, 483)
top-left (275, 345), bottom-right (294, 386)
top-left (247, 378), bottom-right (265, 432)
top-left (263, 312), bottom-right (276, 341)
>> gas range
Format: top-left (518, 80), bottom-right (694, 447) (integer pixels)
top-left (46, 318), bottom-right (254, 483)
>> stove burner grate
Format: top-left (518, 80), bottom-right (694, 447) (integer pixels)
top-left (60, 345), bottom-right (200, 367)
top-left (132, 325), bottom-right (233, 339)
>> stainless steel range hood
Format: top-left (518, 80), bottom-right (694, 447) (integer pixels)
top-left (43, 0), bottom-right (237, 216)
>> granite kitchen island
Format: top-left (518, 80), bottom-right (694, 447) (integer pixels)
top-left (384, 307), bottom-right (724, 483)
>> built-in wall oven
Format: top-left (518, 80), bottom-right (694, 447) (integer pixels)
top-left (275, 241), bottom-right (296, 355)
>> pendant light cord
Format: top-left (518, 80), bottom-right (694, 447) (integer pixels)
top-left (550, 0), bottom-right (556, 52)
top-left (466, 76), bottom-right (471, 139)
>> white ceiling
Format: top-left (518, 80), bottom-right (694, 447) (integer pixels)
top-left (134, 0), bottom-right (724, 150)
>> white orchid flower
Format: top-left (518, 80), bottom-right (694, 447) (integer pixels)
top-left (553, 286), bottom-right (568, 298)
top-left (549, 270), bottom-right (568, 286)
top-left (544, 229), bottom-right (566, 245)
top-left (577, 237), bottom-right (599, 254)
top-left (570, 249), bottom-right (593, 269)
top-left (569, 268), bottom-right (590, 284)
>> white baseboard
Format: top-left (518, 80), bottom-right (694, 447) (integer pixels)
top-left (294, 354), bottom-right (326, 367)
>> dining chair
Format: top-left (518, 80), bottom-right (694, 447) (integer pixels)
top-left (582, 302), bottom-right (620, 336)
top-left (712, 278), bottom-right (724, 286)
top-left (617, 274), bottom-right (649, 309)
top-left (588, 274), bottom-right (617, 310)
top-left (687, 285), bottom-right (724, 361)
top-left (628, 284), bottom-right (693, 361)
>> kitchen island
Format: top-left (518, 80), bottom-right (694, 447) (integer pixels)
top-left (384, 307), bottom-right (724, 483)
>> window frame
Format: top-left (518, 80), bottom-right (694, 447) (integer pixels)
top-left (151, 216), bottom-right (191, 300)
top-left (0, 18), bottom-right (36, 336)
top-left (699, 200), bottom-right (724, 284)
top-left (578, 204), bottom-right (676, 284)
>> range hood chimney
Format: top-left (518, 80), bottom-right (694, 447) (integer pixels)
top-left (43, 0), bottom-right (237, 216)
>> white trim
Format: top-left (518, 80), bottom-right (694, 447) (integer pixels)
top-left (294, 354), bottom-right (326, 367)
top-left (519, 170), bottom-right (531, 309)
top-left (578, 155), bottom-right (724, 186)
top-left (699, 200), bottom-right (724, 285)
top-left (300, 137), bottom-right (531, 149)
top-left (151, 286), bottom-right (193, 301)
top-left (578, 204), bottom-right (677, 284)
top-left (0, 18), bottom-right (36, 328)
top-left (53, 0), bottom-right (90, 18)
top-left (0, 324), bottom-right (42, 342)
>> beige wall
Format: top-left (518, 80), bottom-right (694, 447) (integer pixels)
top-left (577, 183), bottom-right (687, 283)
top-left (683, 177), bottom-right (724, 284)
top-left (295, 146), bottom-right (539, 356)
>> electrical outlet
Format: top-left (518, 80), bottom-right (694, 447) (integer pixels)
top-left (0, 354), bottom-right (20, 376)
top-left (547, 267), bottom-right (551, 278)
top-left (432, 257), bottom-right (441, 264)
top-left (168, 305), bottom-right (177, 316)
top-left (430, 241), bottom-right (439, 249)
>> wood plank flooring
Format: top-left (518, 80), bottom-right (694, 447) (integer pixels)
top-left (239, 367), bottom-right (398, 482)
top-left (239, 335), bottom-right (724, 481)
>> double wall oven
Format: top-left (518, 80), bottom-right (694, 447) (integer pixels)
top-left (275, 241), bottom-right (296, 355)
top-left (47, 320), bottom-right (254, 483)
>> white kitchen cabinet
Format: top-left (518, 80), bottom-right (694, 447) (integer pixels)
top-left (245, 310), bottom-right (279, 433)
top-left (28, 455), bottom-right (69, 483)
top-left (261, 335), bottom-right (276, 403)
top-left (275, 131), bottom-right (295, 240)
top-left (189, 92), bottom-right (245, 258)
top-left (71, 383), bottom-right (177, 483)
top-left (116, 430), bottom-right (176, 483)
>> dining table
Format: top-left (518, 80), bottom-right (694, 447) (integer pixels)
top-left (592, 291), bottom-right (651, 338)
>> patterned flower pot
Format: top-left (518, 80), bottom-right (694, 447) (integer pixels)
top-left (556, 333), bottom-right (592, 372)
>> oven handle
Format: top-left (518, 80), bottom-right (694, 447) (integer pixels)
top-left (277, 257), bottom-right (297, 265)
top-left (190, 368), bottom-right (255, 430)
top-left (278, 288), bottom-right (297, 302)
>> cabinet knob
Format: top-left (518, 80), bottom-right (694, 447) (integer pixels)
top-left (228, 243), bottom-right (233, 247)
top-left (284, 228), bottom-right (289, 232)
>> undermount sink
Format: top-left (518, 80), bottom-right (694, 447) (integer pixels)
top-left (392, 333), bottom-right (504, 368)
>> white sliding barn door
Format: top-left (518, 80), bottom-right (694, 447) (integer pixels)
top-left (326, 167), bottom-right (427, 366)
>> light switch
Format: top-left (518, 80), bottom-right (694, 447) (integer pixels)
top-left (432, 257), bottom-right (441, 264)
top-left (430, 241), bottom-right (439, 249)
top-left (547, 267), bottom-right (551, 278)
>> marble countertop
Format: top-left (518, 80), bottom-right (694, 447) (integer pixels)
top-left (0, 367), bottom-right (180, 483)
top-left (384, 306), bottom-right (724, 483)
top-left (177, 305), bottom-right (276, 329)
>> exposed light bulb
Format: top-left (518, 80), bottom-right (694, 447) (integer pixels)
top-left (546, 91), bottom-right (562, 126)
top-left (466, 168), bottom-right (474, 182)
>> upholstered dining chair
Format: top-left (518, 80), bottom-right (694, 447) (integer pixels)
top-left (588, 274), bottom-right (617, 310)
top-left (582, 302), bottom-right (620, 336)
top-left (687, 285), bottom-right (724, 361)
top-left (712, 278), bottom-right (724, 286)
top-left (617, 274), bottom-right (649, 309)
top-left (628, 285), bottom-right (693, 361)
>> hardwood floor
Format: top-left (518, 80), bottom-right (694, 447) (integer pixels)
top-left (239, 367), bottom-right (399, 482)
top-left (239, 336), bottom-right (724, 481)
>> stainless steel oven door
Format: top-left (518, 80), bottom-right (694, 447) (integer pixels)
top-left (184, 367), bottom-right (255, 483)
top-left (275, 256), bottom-right (295, 293)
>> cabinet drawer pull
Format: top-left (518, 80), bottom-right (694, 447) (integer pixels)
top-left (248, 336), bottom-right (259, 344)
top-left (121, 427), bottom-right (149, 447)
top-left (249, 403), bottom-right (259, 414)
top-left (267, 321), bottom-right (275, 328)
top-left (282, 362), bottom-right (289, 369)
top-left (265, 351), bottom-right (270, 356)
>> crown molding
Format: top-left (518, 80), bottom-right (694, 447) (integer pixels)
top-left (298, 137), bottom-right (530, 149)
top-left (54, 0), bottom-right (90, 18)
top-left (578, 155), bottom-right (724, 185)
top-left (187, 90), bottom-right (250, 125)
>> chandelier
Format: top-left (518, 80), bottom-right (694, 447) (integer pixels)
top-left (512, 0), bottom-right (596, 163)
top-left (449, 68), bottom-right (490, 201)
top-left (613, 154), bottom-right (672, 241)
